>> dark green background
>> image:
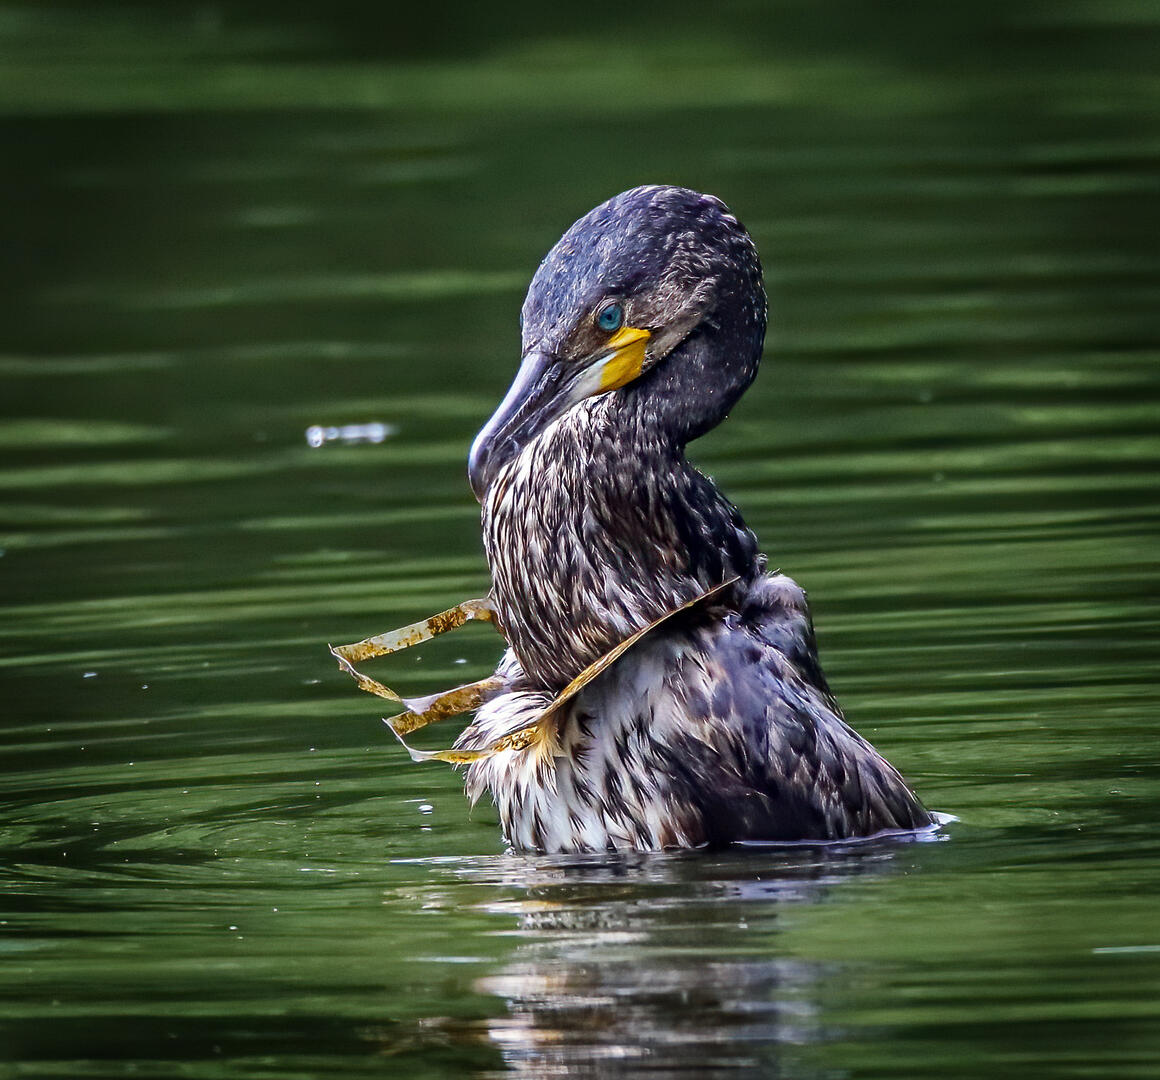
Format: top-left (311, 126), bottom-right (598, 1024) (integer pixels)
top-left (2, 2), bottom-right (1158, 1077)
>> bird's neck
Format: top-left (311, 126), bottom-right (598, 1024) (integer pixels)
top-left (482, 391), bottom-right (759, 690)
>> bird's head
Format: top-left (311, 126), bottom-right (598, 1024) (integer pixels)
top-left (468, 185), bottom-right (766, 502)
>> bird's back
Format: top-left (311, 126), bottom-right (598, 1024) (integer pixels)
top-left (461, 572), bottom-right (931, 852)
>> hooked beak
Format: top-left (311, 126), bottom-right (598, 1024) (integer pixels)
top-left (467, 326), bottom-right (651, 501)
top-left (468, 349), bottom-right (562, 502)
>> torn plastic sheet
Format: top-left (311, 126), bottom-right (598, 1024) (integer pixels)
top-left (330, 577), bottom-right (738, 766)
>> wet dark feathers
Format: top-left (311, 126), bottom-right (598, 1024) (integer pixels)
top-left (456, 185), bottom-right (930, 852)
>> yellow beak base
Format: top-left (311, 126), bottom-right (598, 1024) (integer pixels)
top-left (597, 326), bottom-right (651, 392)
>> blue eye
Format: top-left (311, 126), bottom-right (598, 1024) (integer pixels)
top-left (596, 302), bottom-right (624, 332)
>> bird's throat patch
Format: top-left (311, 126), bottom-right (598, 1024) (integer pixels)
top-left (598, 326), bottom-right (651, 391)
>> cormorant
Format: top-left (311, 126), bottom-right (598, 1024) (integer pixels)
top-left (455, 185), bottom-right (932, 852)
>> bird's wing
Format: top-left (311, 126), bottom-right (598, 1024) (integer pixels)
top-left (656, 573), bottom-right (932, 842)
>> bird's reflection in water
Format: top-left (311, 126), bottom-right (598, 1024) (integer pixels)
top-left (451, 835), bottom-right (935, 1078)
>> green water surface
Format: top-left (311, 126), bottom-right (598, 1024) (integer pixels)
top-left (2, 2), bottom-right (1159, 1077)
